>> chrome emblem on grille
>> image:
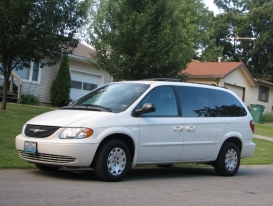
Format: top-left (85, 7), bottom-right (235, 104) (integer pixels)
top-left (29, 129), bottom-right (47, 133)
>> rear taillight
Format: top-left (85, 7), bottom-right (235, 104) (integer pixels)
top-left (250, 120), bottom-right (255, 133)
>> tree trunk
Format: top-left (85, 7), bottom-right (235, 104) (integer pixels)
top-left (1, 73), bottom-right (10, 110)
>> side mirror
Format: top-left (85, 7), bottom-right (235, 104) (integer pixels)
top-left (134, 103), bottom-right (156, 116)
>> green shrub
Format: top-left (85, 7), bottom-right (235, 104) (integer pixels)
top-left (50, 56), bottom-right (71, 106)
top-left (20, 93), bottom-right (40, 105)
top-left (262, 112), bottom-right (273, 123)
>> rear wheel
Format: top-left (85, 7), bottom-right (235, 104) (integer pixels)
top-left (214, 142), bottom-right (240, 176)
top-left (35, 164), bottom-right (61, 171)
top-left (94, 139), bottom-right (131, 182)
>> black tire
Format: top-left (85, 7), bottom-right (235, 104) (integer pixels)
top-left (94, 139), bottom-right (131, 182)
top-left (35, 164), bottom-right (61, 171)
top-left (156, 164), bottom-right (173, 168)
top-left (214, 142), bottom-right (240, 176)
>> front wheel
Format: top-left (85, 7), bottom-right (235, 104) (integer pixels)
top-left (94, 139), bottom-right (131, 182)
top-left (214, 142), bottom-right (240, 176)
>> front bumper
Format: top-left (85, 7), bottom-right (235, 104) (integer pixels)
top-left (15, 134), bottom-right (99, 167)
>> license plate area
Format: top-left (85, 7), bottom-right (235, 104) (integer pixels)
top-left (24, 141), bottom-right (37, 154)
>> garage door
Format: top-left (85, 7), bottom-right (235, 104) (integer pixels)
top-left (224, 83), bottom-right (244, 101)
top-left (70, 70), bottom-right (100, 101)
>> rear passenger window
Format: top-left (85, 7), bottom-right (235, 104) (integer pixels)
top-left (175, 86), bottom-right (216, 117)
top-left (210, 90), bottom-right (247, 117)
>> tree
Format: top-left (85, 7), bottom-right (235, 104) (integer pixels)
top-left (0, 0), bottom-right (90, 110)
top-left (213, 0), bottom-right (273, 81)
top-left (88, 0), bottom-right (213, 81)
top-left (50, 56), bottom-right (71, 107)
top-left (242, 0), bottom-right (273, 82)
top-left (191, 1), bottom-right (223, 62)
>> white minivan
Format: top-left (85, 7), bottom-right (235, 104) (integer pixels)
top-left (15, 79), bottom-right (256, 181)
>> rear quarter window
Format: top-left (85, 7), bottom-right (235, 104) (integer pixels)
top-left (210, 89), bottom-right (247, 117)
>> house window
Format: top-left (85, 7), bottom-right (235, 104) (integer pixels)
top-left (32, 62), bottom-right (39, 81)
top-left (83, 82), bottom-right (97, 91)
top-left (258, 85), bottom-right (269, 103)
top-left (71, 80), bottom-right (82, 89)
top-left (71, 80), bottom-right (97, 91)
top-left (14, 61), bottom-right (41, 83)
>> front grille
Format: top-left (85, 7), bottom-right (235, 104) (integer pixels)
top-left (24, 124), bottom-right (60, 138)
top-left (19, 150), bottom-right (76, 164)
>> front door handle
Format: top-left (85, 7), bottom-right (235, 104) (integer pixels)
top-left (173, 126), bottom-right (183, 132)
top-left (186, 126), bottom-right (195, 132)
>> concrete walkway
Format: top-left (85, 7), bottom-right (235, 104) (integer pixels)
top-left (253, 134), bottom-right (273, 142)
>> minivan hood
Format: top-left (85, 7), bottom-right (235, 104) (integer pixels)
top-left (26, 109), bottom-right (113, 127)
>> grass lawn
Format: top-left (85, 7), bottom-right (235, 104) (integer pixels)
top-left (0, 103), bottom-right (57, 169)
top-left (254, 123), bottom-right (273, 138)
top-left (0, 103), bottom-right (272, 169)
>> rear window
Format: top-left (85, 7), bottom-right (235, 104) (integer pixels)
top-left (175, 86), bottom-right (247, 117)
top-left (210, 89), bottom-right (247, 117)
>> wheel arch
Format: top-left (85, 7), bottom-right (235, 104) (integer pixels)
top-left (221, 136), bottom-right (242, 152)
top-left (91, 133), bottom-right (135, 168)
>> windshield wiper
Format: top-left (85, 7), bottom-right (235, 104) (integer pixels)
top-left (82, 104), bottom-right (112, 112)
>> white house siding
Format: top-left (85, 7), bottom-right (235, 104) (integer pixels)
top-left (12, 57), bottom-right (112, 104)
top-left (69, 58), bottom-right (112, 85)
top-left (20, 63), bottom-right (60, 104)
top-left (69, 57), bottom-right (112, 100)
top-left (219, 67), bottom-right (254, 108)
top-left (0, 74), bottom-right (3, 86)
top-left (218, 68), bottom-right (273, 113)
top-left (224, 83), bottom-right (244, 100)
top-left (247, 83), bottom-right (273, 113)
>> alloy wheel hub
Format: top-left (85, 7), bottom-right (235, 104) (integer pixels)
top-left (225, 148), bottom-right (238, 171)
top-left (107, 147), bottom-right (126, 176)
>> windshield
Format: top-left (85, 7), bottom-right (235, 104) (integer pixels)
top-left (72, 83), bottom-right (150, 112)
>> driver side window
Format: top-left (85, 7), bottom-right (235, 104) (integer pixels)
top-left (140, 86), bottom-right (178, 117)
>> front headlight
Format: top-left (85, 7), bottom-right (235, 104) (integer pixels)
top-left (59, 128), bottom-right (93, 139)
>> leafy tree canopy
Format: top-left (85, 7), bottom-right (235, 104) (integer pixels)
top-left (0, 0), bottom-right (90, 110)
top-left (88, 0), bottom-right (213, 81)
top-left (213, 0), bottom-right (273, 82)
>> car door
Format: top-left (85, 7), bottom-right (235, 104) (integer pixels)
top-left (137, 86), bottom-right (184, 163)
top-left (175, 86), bottom-right (218, 161)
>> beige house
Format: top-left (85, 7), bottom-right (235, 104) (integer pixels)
top-left (185, 60), bottom-right (273, 113)
top-left (0, 43), bottom-right (112, 104)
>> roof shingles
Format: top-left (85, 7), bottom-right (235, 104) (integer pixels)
top-left (72, 43), bottom-right (94, 59)
top-left (185, 62), bottom-right (243, 77)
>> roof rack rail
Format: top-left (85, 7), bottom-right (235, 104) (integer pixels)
top-left (188, 81), bottom-right (217, 86)
top-left (142, 78), bottom-right (185, 82)
top-left (139, 78), bottom-right (227, 89)
top-left (187, 81), bottom-right (228, 89)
